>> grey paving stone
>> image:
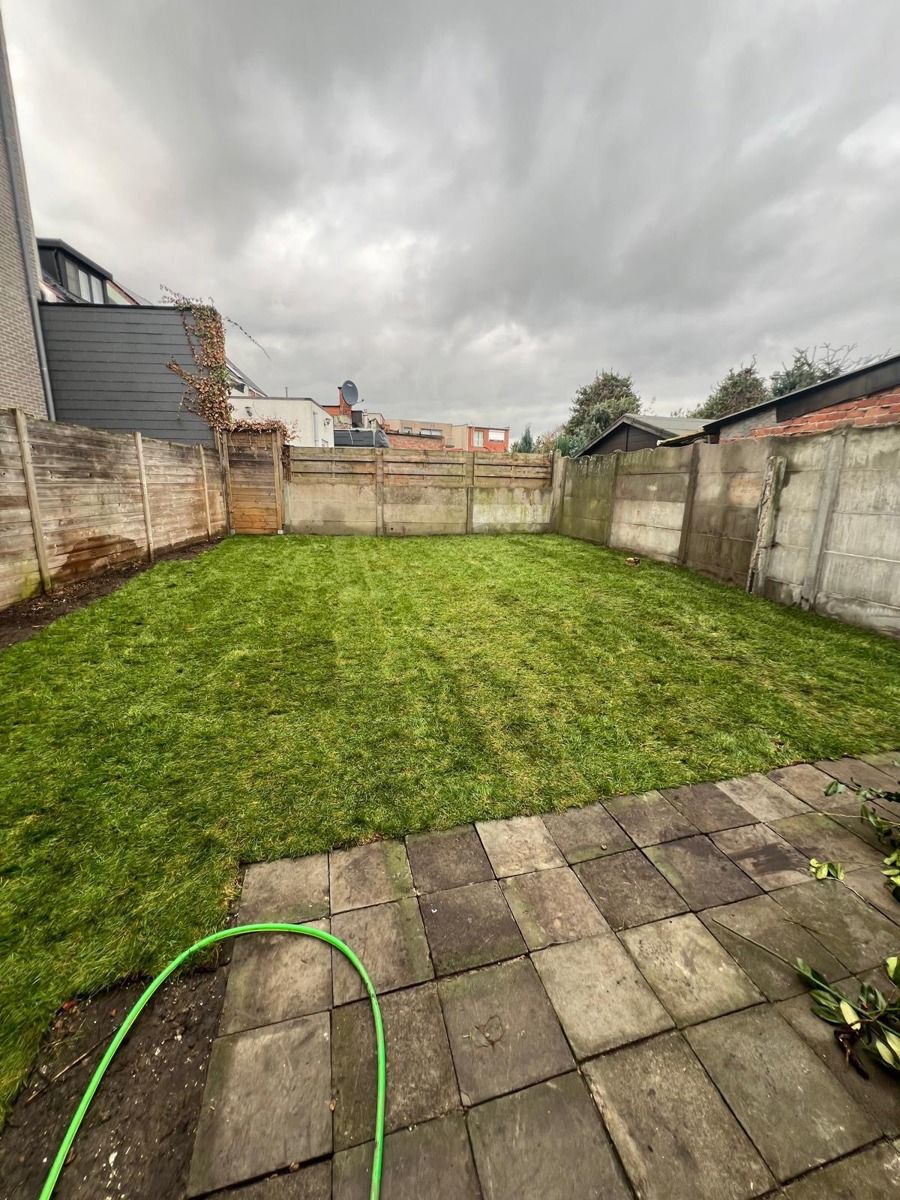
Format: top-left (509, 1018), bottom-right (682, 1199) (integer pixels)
top-left (500, 866), bottom-right (609, 949)
top-left (710, 822), bottom-right (811, 890)
top-left (329, 841), bottom-right (414, 912)
top-left (645, 834), bottom-right (761, 909)
top-left (475, 815), bottom-right (565, 876)
top-left (533, 933), bottom-right (673, 1056)
top-left (541, 802), bottom-right (634, 863)
top-left (187, 1013), bottom-right (332, 1196)
top-left (332, 1114), bottom-right (480, 1200)
top-left (418, 879), bottom-right (525, 975)
top-left (717, 772), bottom-right (810, 820)
top-left (620, 913), bottom-right (762, 1026)
top-left (686, 1006), bottom-right (879, 1182)
top-left (778, 992), bottom-right (900, 1137)
top-left (238, 855), bottom-right (329, 923)
top-left (768, 762), bottom-right (840, 807)
top-left (406, 825), bottom-right (493, 893)
top-left (584, 1031), bottom-right (773, 1200)
top-left (660, 781), bottom-right (754, 832)
top-left (575, 849), bottom-right (688, 930)
top-left (781, 1140), bottom-right (900, 1198)
top-left (700, 895), bottom-right (845, 1000)
top-left (770, 812), bottom-right (884, 872)
top-left (603, 790), bottom-right (697, 846)
top-left (843, 866), bottom-right (900, 927)
top-left (331, 898), bottom-right (433, 1004)
top-left (816, 756), bottom-right (898, 792)
top-left (332, 983), bottom-right (459, 1150)
top-left (860, 750), bottom-right (900, 788)
top-left (468, 1072), bottom-right (631, 1200)
top-left (439, 958), bottom-right (573, 1104)
top-left (220, 919), bottom-right (332, 1035)
top-left (771, 880), bottom-right (900, 972)
top-left (223, 1162), bottom-right (331, 1198)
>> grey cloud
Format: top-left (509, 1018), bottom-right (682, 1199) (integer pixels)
top-left (6, 0), bottom-right (900, 434)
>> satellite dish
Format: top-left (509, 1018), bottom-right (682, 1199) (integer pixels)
top-left (341, 380), bottom-right (359, 407)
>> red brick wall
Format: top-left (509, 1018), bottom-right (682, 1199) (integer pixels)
top-left (468, 426), bottom-right (509, 452)
top-left (731, 388), bottom-right (900, 440)
top-left (386, 432), bottom-right (447, 450)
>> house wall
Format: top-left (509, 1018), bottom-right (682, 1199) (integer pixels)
top-left (39, 304), bottom-right (215, 445)
top-left (0, 22), bottom-right (47, 418)
top-left (283, 449), bottom-right (553, 536)
top-left (0, 407), bottom-right (225, 609)
top-left (232, 396), bottom-right (334, 447)
top-left (556, 425), bottom-right (900, 636)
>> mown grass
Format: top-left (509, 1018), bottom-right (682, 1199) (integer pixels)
top-left (2, 533), bottom-right (899, 1110)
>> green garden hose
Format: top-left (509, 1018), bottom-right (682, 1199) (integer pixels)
top-left (38, 923), bottom-right (386, 1200)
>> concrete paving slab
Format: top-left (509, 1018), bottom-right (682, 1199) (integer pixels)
top-left (332, 1114), bottom-right (480, 1200)
top-left (575, 849), bottom-right (688, 930)
top-left (603, 790), bottom-right (697, 846)
top-left (475, 815), bottom-right (564, 876)
top-left (816, 756), bottom-right (898, 792)
top-left (418, 880), bottom-right (525, 975)
top-left (843, 866), bottom-right (900, 927)
top-left (620, 913), bottom-right (762, 1026)
top-left (778, 992), bottom-right (900, 1137)
top-left (771, 880), bottom-right (900, 972)
top-left (717, 773), bottom-right (810, 821)
top-left (500, 866), bottom-right (608, 949)
top-left (438, 958), bottom-right (573, 1104)
top-left (645, 834), bottom-right (761, 909)
top-left (187, 1013), bottom-right (332, 1196)
top-left (584, 1031), bottom-right (773, 1200)
top-left (700, 895), bottom-right (845, 1000)
top-left (859, 750), bottom-right (900, 788)
top-left (329, 841), bottom-right (414, 913)
top-left (221, 1162), bottom-right (331, 1198)
top-left (220, 919), bottom-right (332, 1035)
top-left (541, 802), bottom-right (634, 863)
top-left (406, 826), bottom-right (493, 893)
top-left (533, 933), bottom-right (673, 1056)
top-left (660, 781), bottom-right (754, 832)
top-left (782, 1142), bottom-right (900, 1199)
top-left (710, 822), bottom-right (811, 890)
top-left (468, 1072), bottom-right (631, 1200)
top-left (686, 1006), bottom-right (878, 1181)
top-left (768, 763), bottom-right (841, 807)
top-left (331, 898), bottom-right (432, 1004)
top-left (770, 812), bottom-right (884, 872)
top-left (238, 855), bottom-right (329, 923)
top-left (332, 983), bottom-right (459, 1150)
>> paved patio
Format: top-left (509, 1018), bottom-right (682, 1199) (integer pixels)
top-left (188, 754), bottom-right (900, 1198)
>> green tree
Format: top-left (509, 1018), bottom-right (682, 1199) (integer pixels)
top-left (692, 361), bottom-right (770, 421)
top-left (770, 344), bottom-right (875, 398)
top-left (535, 426), bottom-right (580, 456)
top-left (512, 425), bottom-right (535, 453)
top-left (563, 371), bottom-right (640, 450)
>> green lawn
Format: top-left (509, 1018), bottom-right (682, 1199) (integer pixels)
top-left (2, 533), bottom-right (899, 1109)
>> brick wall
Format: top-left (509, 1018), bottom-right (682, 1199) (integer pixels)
top-left (0, 31), bottom-right (48, 418)
top-left (742, 389), bottom-right (900, 439)
top-left (386, 432), bottom-right (447, 450)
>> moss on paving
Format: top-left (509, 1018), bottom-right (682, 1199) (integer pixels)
top-left (2, 533), bottom-right (899, 1110)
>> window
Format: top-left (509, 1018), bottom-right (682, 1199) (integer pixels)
top-left (473, 430), bottom-right (484, 447)
top-left (63, 256), bottom-right (105, 303)
top-left (421, 428), bottom-right (441, 437)
top-left (488, 429), bottom-right (505, 441)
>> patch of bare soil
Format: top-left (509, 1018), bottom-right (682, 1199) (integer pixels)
top-left (0, 965), bottom-right (227, 1199)
top-left (0, 540), bottom-right (222, 650)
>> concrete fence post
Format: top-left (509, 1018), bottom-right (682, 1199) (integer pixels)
top-left (800, 427), bottom-right (847, 611)
top-left (375, 449), bottom-right (385, 536)
top-left (676, 442), bottom-right (701, 566)
top-left (465, 452), bottom-right (475, 534)
top-left (14, 408), bottom-right (52, 593)
top-left (747, 452), bottom-right (786, 594)
top-left (134, 431), bottom-right (154, 562)
top-left (549, 451), bottom-right (568, 533)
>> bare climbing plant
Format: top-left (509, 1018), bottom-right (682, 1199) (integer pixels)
top-left (163, 291), bottom-right (234, 434)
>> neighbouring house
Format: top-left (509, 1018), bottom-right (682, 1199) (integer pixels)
top-left (0, 14), bottom-right (51, 417)
top-left (663, 354), bottom-right (900, 446)
top-left (378, 416), bottom-right (510, 452)
top-left (575, 414), bottom-right (706, 458)
top-left (234, 395), bottom-right (334, 447)
top-left (334, 427), bottom-right (389, 448)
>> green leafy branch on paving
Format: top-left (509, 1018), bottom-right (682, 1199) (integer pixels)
top-left (808, 857), bottom-right (844, 880)
top-left (796, 956), bottom-right (900, 1077)
top-left (823, 776), bottom-right (900, 900)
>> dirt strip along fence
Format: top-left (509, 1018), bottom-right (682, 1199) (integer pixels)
top-left (0, 408), bottom-right (226, 609)
top-left (556, 423), bottom-right (900, 637)
top-left (281, 447), bottom-right (554, 536)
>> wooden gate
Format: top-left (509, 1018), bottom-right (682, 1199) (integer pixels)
top-left (222, 430), bottom-right (284, 534)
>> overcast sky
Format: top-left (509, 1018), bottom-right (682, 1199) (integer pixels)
top-left (5, 1), bottom-right (900, 435)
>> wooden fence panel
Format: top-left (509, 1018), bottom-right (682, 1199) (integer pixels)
top-left (226, 430), bottom-right (284, 534)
